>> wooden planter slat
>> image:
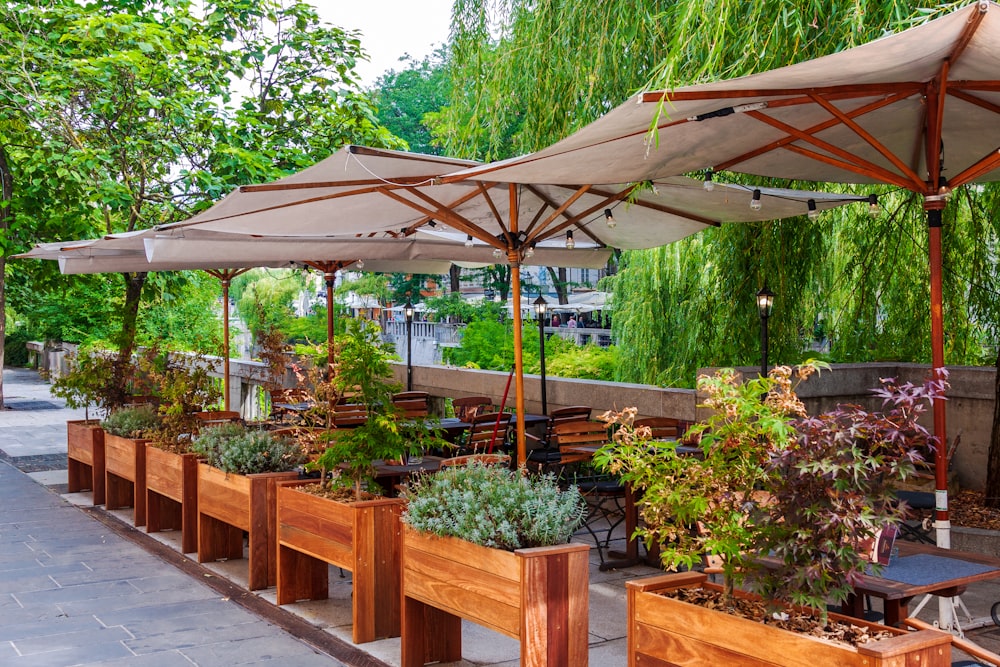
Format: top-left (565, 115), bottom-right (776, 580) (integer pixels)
top-left (104, 433), bottom-right (148, 526)
top-left (626, 573), bottom-right (952, 667)
top-left (401, 527), bottom-right (590, 667)
top-left (66, 421), bottom-right (105, 505)
top-left (196, 463), bottom-right (297, 591)
top-left (276, 482), bottom-right (403, 643)
top-left (145, 445), bottom-right (199, 553)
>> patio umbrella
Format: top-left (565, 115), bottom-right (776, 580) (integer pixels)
top-left (152, 144), bottom-right (865, 464)
top-left (441, 2), bottom-right (1000, 542)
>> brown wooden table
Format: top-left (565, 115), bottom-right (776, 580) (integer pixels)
top-left (372, 455), bottom-right (445, 495)
top-left (842, 541), bottom-right (1000, 627)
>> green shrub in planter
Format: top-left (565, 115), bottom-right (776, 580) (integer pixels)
top-left (101, 404), bottom-right (161, 438)
top-left (402, 462), bottom-right (586, 551)
top-left (192, 424), bottom-right (303, 475)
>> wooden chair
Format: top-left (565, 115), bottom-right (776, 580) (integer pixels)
top-left (463, 412), bottom-right (513, 454)
top-left (193, 410), bottom-right (243, 431)
top-left (525, 406), bottom-right (592, 473)
top-left (393, 391), bottom-right (430, 419)
top-left (551, 420), bottom-right (608, 466)
top-left (633, 417), bottom-right (680, 440)
top-left (451, 396), bottom-right (494, 422)
top-left (332, 399), bottom-right (368, 428)
top-left (439, 453), bottom-right (511, 468)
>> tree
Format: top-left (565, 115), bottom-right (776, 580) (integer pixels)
top-left (372, 48), bottom-right (452, 156)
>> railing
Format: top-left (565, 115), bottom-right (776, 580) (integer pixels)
top-left (380, 321), bottom-right (611, 348)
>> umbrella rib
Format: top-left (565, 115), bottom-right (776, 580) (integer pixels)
top-left (523, 184), bottom-right (592, 238)
top-left (745, 110), bottom-right (917, 189)
top-left (781, 143), bottom-right (913, 189)
top-left (807, 93), bottom-right (925, 191)
top-left (640, 82), bottom-right (922, 104)
top-left (925, 62), bottom-right (949, 192)
top-left (383, 186), bottom-right (507, 249)
top-left (239, 177), bottom-right (440, 193)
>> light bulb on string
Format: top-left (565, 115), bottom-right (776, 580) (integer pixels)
top-left (565, 230), bottom-right (575, 250)
top-left (868, 194), bottom-right (880, 218)
top-left (524, 244), bottom-right (535, 259)
top-left (807, 199), bottom-right (819, 220)
top-left (604, 209), bottom-right (616, 228)
top-left (492, 247), bottom-right (503, 259)
top-left (750, 189), bottom-right (762, 211)
top-left (465, 234), bottom-right (474, 247)
top-left (703, 170), bottom-right (714, 191)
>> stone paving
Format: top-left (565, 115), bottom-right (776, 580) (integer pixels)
top-left (5, 366), bottom-right (1000, 666)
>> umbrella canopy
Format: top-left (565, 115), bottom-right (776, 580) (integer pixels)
top-left (442, 2), bottom-right (1000, 545)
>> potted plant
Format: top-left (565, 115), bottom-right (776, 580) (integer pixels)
top-left (191, 424), bottom-right (303, 590)
top-left (275, 320), bottom-right (447, 643)
top-left (141, 350), bottom-right (223, 555)
top-left (595, 363), bottom-right (953, 665)
top-left (101, 403), bottom-right (162, 526)
top-left (398, 462), bottom-right (590, 667)
top-left (51, 346), bottom-right (131, 506)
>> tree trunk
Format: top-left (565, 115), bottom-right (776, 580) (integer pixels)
top-left (545, 267), bottom-right (569, 304)
top-left (0, 144), bottom-right (13, 409)
top-left (985, 345), bottom-right (1000, 507)
top-left (108, 271), bottom-right (147, 408)
top-left (449, 265), bottom-right (461, 293)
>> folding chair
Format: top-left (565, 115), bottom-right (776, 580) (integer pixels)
top-left (463, 412), bottom-right (513, 454)
top-left (525, 406), bottom-right (592, 473)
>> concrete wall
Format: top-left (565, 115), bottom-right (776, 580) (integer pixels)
top-left (394, 361), bottom-right (996, 493)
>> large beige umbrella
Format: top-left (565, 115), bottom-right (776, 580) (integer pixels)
top-left (441, 2), bottom-right (1000, 541)
top-left (153, 144), bottom-right (866, 464)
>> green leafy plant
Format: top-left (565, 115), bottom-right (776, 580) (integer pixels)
top-left (595, 362), bottom-right (943, 620)
top-left (402, 462), bottom-right (586, 551)
top-left (191, 423), bottom-right (303, 475)
top-left (49, 346), bottom-right (134, 420)
top-left (310, 319), bottom-right (446, 499)
top-left (101, 404), bottom-right (161, 438)
top-left (135, 347), bottom-right (222, 446)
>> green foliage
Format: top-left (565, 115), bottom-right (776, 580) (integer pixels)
top-left (3, 326), bottom-right (31, 367)
top-left (372, 48), bottom-right (452, 155)
top-left (233, 269), bottom-right (304, 340)
top-left (191, 423), bottom-right (303, 475)
top-left (442, 318), bottom-right (512, 369)
top-left (312, 318), bottom-right (446, 499)
top-left (402, 462), bottom-right (586, 550)
top-left (543, 344), bottom-right (616, 381)
top-left (101, 404), bottom-right (161, 438)
top-left (49, 346), bottom-right (135, 419)
top-left (596, 362), bottom-right (942, 617)
top-left (135, 348), bottom-right (222, 443)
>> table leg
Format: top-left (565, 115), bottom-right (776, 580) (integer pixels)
top-left (602, 483), bottom-right (642, 571)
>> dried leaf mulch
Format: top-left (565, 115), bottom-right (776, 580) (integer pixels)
top-left (951, 490), bottom-right (1000, 531)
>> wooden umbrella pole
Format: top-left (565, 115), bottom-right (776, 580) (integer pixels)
top-left (221, 277), bottom-right (231, 412)
top-left (926, 205), bottom-right (950, 546)
top-left (325, 271), bottom-right (336, 375)
top-left (509, 184), bottom-right (527, 466)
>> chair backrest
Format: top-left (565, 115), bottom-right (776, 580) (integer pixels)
top-left (452, 395), bottom-right (494, 422)
top-left (194, 410), bottom-right (242, 429)
top-left (393, 391), bottom-right (430, 419)
top-left (439, 453), bottom-right (511, 468)
top-left (546, 406), bottom-right (592, 440)
top-left (466, 412), bottom-right (513, 453)
top-left (633, 417), bottom-right (680, 440)
top-left (552, 420), bottom-right (609, 464)
top-left (333, 400), bottom-right (369, 428)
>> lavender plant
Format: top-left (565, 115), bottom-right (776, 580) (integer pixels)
top-left (402, 462), bottom-right (586, 550)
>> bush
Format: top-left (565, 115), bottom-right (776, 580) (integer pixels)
top-left (3, 328), bottom-right (32, 367)
top-left (402, 462), bottom-right (586, 550)
top-left (101, 404), bottom-right (161, 438)
top-left (191, 424), bottom-right (303, 475)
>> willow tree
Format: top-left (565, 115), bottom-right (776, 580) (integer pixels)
top-left (439, 1), bottom-right (997, 385)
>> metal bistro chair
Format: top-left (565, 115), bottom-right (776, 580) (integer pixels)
top-left (525, 406), bottom-right (592, 474)
top-left (552, 421), bottom-right (627, 566)
top-left (462, 411), bottom-right (513, 455)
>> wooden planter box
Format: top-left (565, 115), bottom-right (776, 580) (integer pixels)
top-left (145, 444), bottom-right (199, 554)
top-left (66, 420), bottom-right (105, 505)
top-left (197, 463), bottom-right (298, 591)
top-left (104, 433), bottom-right (149, 526)
top-left (626, 572), bottom-right (952, 667)
top-left (401, 527), bottom-right (590, 667)
top-left (276, 481), bottom-right (404, 643)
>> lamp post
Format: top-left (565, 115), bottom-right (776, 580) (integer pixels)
top-left (756, 285), bottom-right (775, 378)
top-left (404, 299), bottom-right (414, 391)
top-left (534, 295), bottom-right (548, 414)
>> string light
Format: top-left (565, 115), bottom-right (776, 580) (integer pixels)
top-left (356, 259), bottom-right (364, 269)
top-left (604, 209), bottom-right (616, 228)
top-left (565, 230), bottom-right (575, 250)
top-left (703, 169), bottom-right (714, 191)
top-left (750, 189), bottom-right (762, 211)
top-left (465, 234), bottom-right (474, 247)
top-left (868, 194), bottom-right (880, 218)
top-left (492, 247), bottom-right (503, 259)
top-left (807, 199), bottom-right (819, 220)
top-left (524, 244), bottom-right (535, 259)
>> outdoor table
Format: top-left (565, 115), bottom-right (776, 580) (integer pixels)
top-left (272, 401), bottom-right (314, 421)
top-left (435, 417), bottom-right (471, 443)
top-left (372, 455), bottom-right (445, 496)
top-left (841, 541), bottom-right (1000, 627)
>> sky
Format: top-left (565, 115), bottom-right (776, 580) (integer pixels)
top-left (310, 1), bottom-right (455, 86)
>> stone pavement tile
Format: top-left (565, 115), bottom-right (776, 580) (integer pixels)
top-left (13, 579), bottom-right (144, 607)
top-left (112, 609), bottom-right (261, 643)
top-left (179, 634), bottom-right (339, 666)
top-left (588, 581), bottom-right (631, 641)
top-left (81, 650), bottom-right (196, 667)
top-left (54, 586), bottom-right (227, 619)
top-left (96, 597), bottom-right (254, 627)
top-left (124, 619), bottom-right (279, 654)
top-left (0, 642), bottom-right (17, 661)
top-left (125, 572), bottom-right (208, 595)
top-left (5, 638), bottom-right (135, 666)
top-left (0, 614), bottom-right (105, 642)
top-left (12, 625), bottom-right (133, 657)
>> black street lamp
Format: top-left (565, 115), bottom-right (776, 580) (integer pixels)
top-left (404, 299), bottom-right (414, 391)
top-left (756, 285), bottom-right (775, 378)
top-left (534, 295), bottom-right (548, 414)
